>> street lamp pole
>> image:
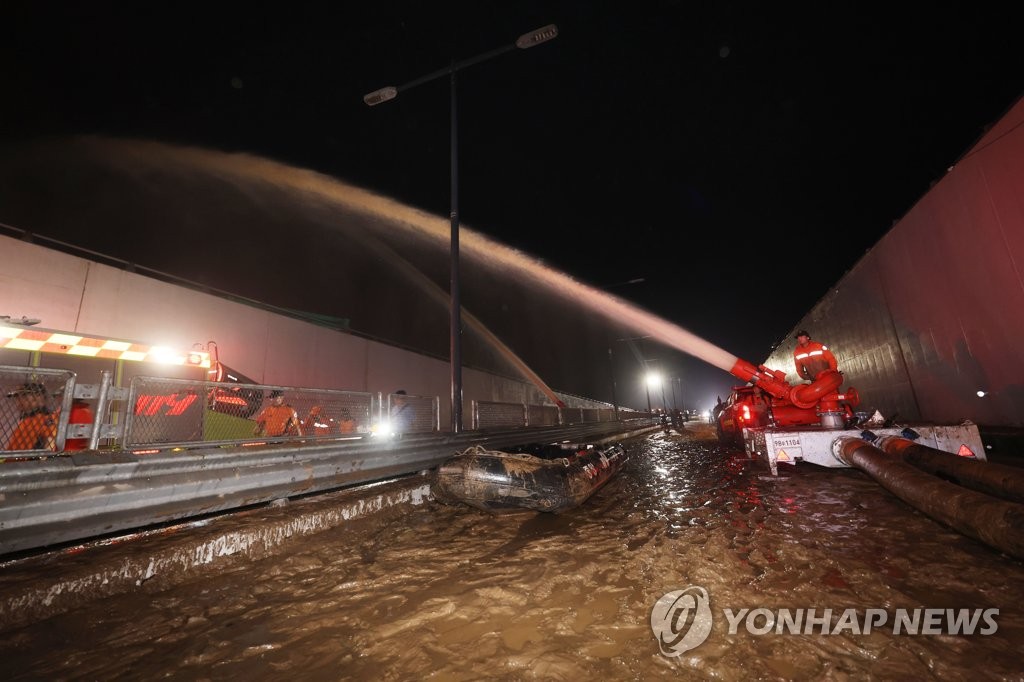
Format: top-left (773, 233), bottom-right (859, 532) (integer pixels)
top-left (607, 345), bottom-right (619, 420)
top-left (364, 24), bottom-right (558, 433)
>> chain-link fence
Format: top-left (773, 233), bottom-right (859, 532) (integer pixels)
top-left (1, 366), bottom-right (76, 456)
top-left (526, 404), bottom-right (560, 427)
top-left (3, 362), bottom-right (628, 455)
top-left (470, 401), bottom-right (619, 429)
top-left (472, 400), bottom-right (528, 429)
top-left (382, 392), bottom-right (439, 435)
top-left (124, 377), bottom-right (375, 448)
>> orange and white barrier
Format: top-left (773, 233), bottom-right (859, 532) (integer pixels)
top-left (0, 325), bottom-right (210, 368)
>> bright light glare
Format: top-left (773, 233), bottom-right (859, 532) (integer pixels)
top-left (976, 390), bottom-right (987, 398)
top-left (149, 346), bottom-right (181, 364)
top-left (371, 420), bottom-right (396, 438)
top-left (646, 372), bottom-right (662, 387)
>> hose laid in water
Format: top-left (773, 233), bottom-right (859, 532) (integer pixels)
top-left (833, 437), bottom-right (1024, 560)
top-left (876, 436), bottom-right (1024, 505)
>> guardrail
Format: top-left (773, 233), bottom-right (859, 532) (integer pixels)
top-left (471, 400), bottom-right (622, 429)
top-left (1, 364), bottom-right (662, 555)
top-left (0, 418), bottom-right (661, 555)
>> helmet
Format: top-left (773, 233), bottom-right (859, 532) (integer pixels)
top-left (794, 330), bottom-right (811, 340)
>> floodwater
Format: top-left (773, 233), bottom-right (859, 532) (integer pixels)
top-left (3, 426), bottom-right (1023, 680)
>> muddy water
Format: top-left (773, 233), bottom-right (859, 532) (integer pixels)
top-left (4, 427), bottom-right (1023, 680)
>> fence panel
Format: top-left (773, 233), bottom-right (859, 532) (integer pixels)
top-left (124, 377), bottom-right (374, 448)
top-left (560, 407), bottom-right (585, 425)
top-left (471, 400), bottom-right (527, 430)
top-left (0, 365), bottom-right (76, 456)
top-left (526, 404), bottom-right (560, 427)
top-left (384, 392), bottom-right (439, 434)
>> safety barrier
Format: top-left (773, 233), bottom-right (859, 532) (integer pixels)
top-left (472, 400), bottom-right (528, 429)
top-left (3, 364), bottom-right (630, 458)
top-left (470, 400), bottom-right (619, 429)
top-left (383, 391), bottom-right (439, 435)
top-left (123, 377), bottom-right (377, 449)
top-left (0, 366), bottom-right (77, 454)
top-left (527, 404), bottom-right (560, 426)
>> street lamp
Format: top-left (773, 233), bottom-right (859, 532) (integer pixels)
top-left (364, 24), bottom-right (558, 433)
top-left (645, 371), bottom-right (661, 414)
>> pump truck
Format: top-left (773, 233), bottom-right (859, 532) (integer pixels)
top-left (716, 358), bottom-right (985, 475)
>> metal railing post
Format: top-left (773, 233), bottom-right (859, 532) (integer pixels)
top-left (89, 370), bottom-right (113, 451)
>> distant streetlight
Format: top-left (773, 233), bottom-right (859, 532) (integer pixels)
top-left (364, 24), bottom-right (558, 433)
top-left (646, 370), bottom-right (669, 411)
top-left (644, 371), bottom-right (662, 414)
top-left (608, 334), bottom-right (653, 414)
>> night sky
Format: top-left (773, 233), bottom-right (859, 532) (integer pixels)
top-left (2, 2), bottom-right (1021, 410)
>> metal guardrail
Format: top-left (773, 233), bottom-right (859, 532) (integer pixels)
top-left (1, 362), bottom-right (662, 556)
top-left (471, 401), bottom-right (620, 429)
top-left (0, 419), bottom-right (662, 555)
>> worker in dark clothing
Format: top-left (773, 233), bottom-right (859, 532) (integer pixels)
top-left (389, 390), bottom-right (414, 435)
top-left (793, 330), bottom-right (838, 382)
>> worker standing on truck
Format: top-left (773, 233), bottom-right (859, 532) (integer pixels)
top-left (793, 330), bottom-right (838, 381)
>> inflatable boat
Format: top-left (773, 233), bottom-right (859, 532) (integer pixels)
top-left (432, 441), bottom-right (627, 513)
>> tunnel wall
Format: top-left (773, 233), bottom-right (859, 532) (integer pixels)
top-left (764, 96), bottom-right (1024, 427)
top-left (0, 235), bottom-right (608, 427)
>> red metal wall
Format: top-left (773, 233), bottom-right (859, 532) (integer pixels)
top-left (764, 96), bottom-right (1024, 427)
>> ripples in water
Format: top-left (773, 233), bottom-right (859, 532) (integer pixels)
top-left (3, 425), bottom-right (1022, 680)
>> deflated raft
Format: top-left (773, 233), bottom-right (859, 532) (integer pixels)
top-left (432, 442), bottom-right (628, 513)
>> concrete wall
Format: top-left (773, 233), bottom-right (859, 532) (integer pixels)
top-left (0, 236), bottom-right (610, 426)
top-left (764, 96), bottom-right (1024, 427)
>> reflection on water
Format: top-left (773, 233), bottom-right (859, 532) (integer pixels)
top-left (3, 426), bottom-right (1023, 680)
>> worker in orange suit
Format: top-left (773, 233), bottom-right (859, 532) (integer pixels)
top-left (253, 390), bottom-right (302, 437)
top-left (301, 405), bottom-right (334, 437)
top-left (793, 330), bottom-right (838, 382)
top-left (5, 382), bottom-right (58, 451)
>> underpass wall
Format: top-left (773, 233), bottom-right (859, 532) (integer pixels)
top-left (764, 96), bottom-right (1024, 427)
top-left (0, 236), bottom-right (609, 426)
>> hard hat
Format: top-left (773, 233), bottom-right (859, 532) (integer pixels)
top-left (794, 330), bottom-right (810, 339)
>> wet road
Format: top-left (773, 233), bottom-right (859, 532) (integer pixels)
top-left (3, 425), bottom-right (1023, 680)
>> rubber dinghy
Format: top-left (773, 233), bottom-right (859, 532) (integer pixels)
top-left (432, 442), bottom-right (628, 513)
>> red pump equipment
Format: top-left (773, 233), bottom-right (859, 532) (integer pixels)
top-left (727, 357), bottom-right (860, 429)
